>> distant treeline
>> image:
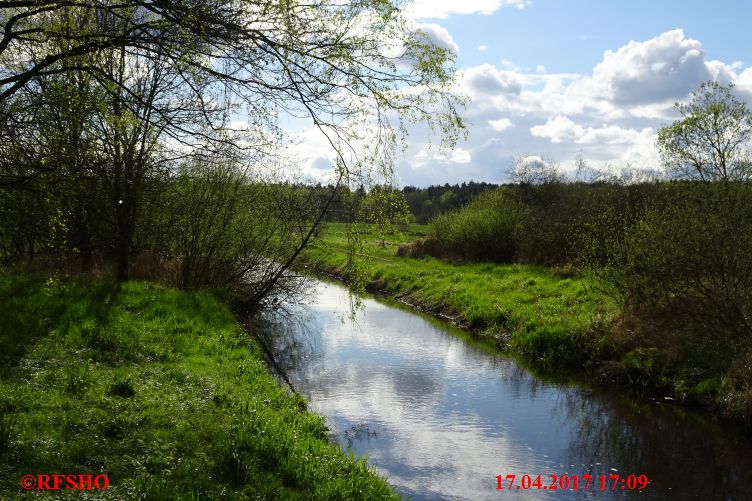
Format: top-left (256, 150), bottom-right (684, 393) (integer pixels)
top-left (308, 181), bottom-right (499, 224)
top-left (402, 182), bottom-right (499, 224)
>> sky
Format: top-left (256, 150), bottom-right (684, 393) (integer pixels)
top-left (295, 0), bottom-right (752, 187)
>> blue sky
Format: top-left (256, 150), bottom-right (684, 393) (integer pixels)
top-left (444, 1), bottom-right (752, 73)
top-left (295, 1), bottom-right (752, 187)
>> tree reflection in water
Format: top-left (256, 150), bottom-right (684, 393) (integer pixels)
top-left (556, 386), bottom-right (752, 499)
top-left (252, 301), bottom-right (324, 394)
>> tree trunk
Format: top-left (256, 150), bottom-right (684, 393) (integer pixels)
top-left (80, 232), bottom-right (93, 273)
top-left (115, 199), bottom-right (131, 282)
top-left (116, 230), bottom-right (129, 282)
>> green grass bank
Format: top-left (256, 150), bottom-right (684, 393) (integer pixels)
top-left (304, 223), bottom-right (618, 366)
top-left (0, 271), bottom-right (398, 499)
top-left (303, 223), bottom-right (752, 422)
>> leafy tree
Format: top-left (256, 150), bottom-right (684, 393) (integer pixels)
top-left (0, 12), bottom-right (104, 266)
top-left (438, 189), bottom-right (456, 211)
top-left (0, 0), bottom-right (464, 305)
top-left (658, 81), bottom-right (752, 182)
top-left (402, 181), bottom-right (497, 224)
top-left (1, 1), bottom-right (464, 173)
top-left (356, 185), bottom-right (411, 247)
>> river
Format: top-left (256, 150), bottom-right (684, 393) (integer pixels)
top-left (257, 279), bottom-right (752, 500)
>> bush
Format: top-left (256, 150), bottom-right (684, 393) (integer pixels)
top-left (581, 182), bottom-right (752, 341)
top-left (430, 188), bottom-right (528, 262)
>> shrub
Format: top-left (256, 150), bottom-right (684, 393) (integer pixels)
top-left (580, 182), bottom-right (752, 342)
top-left (430, 188), bottom-right (528, 262)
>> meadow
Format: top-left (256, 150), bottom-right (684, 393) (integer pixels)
top-left (0, 271), bottom-right (398, 499)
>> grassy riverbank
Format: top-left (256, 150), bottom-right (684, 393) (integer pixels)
top-left (305, 223), bottom-right (618, 366)
top-left (0, 270), bottom-right (398, 499)
top-left (303, 223), bottom-right (752, 422)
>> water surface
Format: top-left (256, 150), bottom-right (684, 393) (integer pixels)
top-left (259, 280), bottom-right (752, 500)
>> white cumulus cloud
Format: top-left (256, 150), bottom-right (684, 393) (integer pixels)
top-left (590, 29), bottom-right (712, 104)
top-left (530, 115), bottom-right (654, 145)
top-left (488, 118), bottom-right (514, 132)
top-left (529, 116), bottom-right (584, 143)
top-left (293, 29), bottom-right (752, 186)
top-left (404, 0), bottom-right (530, 20)
top-left (461, 64), bottom-right (523, 97)
top-left (414, 23), bottom-right (459, 56)
top-left (402, 29), bottom-right (752, 184)
top-left (412, 147), bottom-right (472, 167)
